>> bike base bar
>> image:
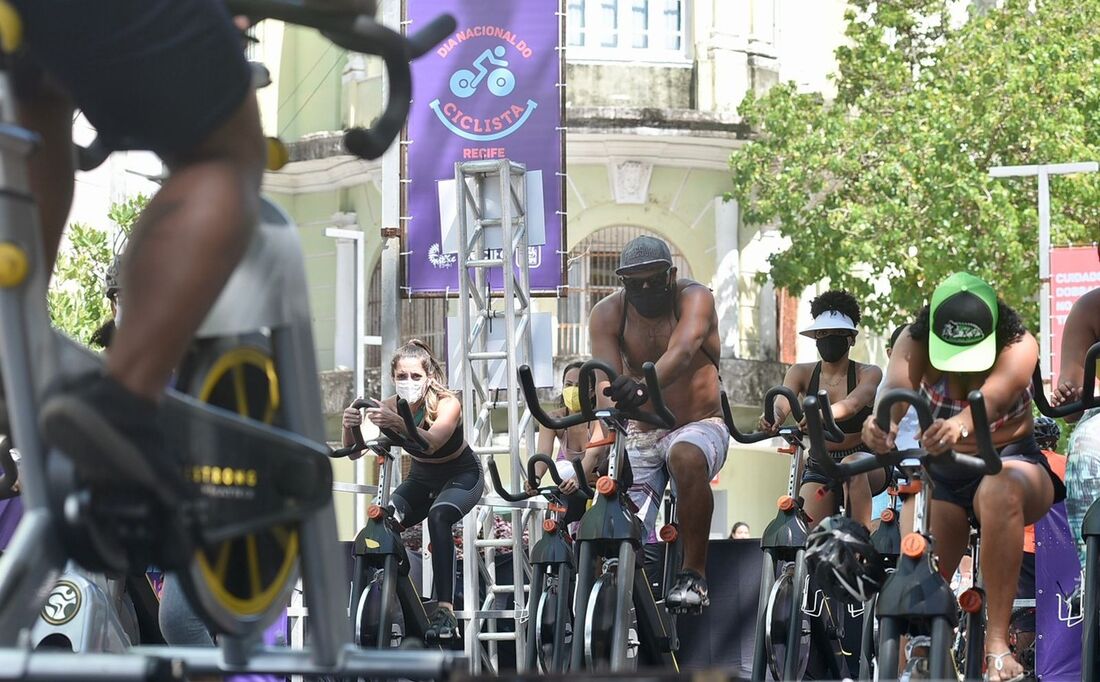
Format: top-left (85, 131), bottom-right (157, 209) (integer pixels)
top-left (0, 645), bottom-right (464, 681)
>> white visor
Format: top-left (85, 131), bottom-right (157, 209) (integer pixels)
top-left (800, 310), bottom-right (858, 337)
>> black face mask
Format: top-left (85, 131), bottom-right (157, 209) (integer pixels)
top-left (625, 276), bottom-right (673, 318)
top-left (816, 335), bottom-right (850, 363)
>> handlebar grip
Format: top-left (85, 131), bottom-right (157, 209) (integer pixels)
top-left (528, 453), bottom-right (563, 487)
top-left (395, 398), bottom-right (430, 451)
top-left (722, 390), bottom-right (774, 444)
top-left (803, 395), bottom-right (840, 478)
top-left (964, 390), bottom-right (1002, 475)
top-left (1032, 341), bottom-right (1100, 418)
top-left (519, 365), bottom-right (588, 430)
top-left (405, 14), bottom-right (457, 59)
top-left (875, 389), bottom-right (934, 433)
top-left (487, 459), bottom-right (527, 503)
top-left (571, 458), bottom-right (594, 499)
top-left (813, 390), bottom-right (846, 443)
top-left (833, 452), bottom-right (885, 479)
top-left (641, 362), bottom-right (676, 428)
top-left (578, 360), bottom-right (676, 428)
top-left (764, 386), bottom-right (803, 424)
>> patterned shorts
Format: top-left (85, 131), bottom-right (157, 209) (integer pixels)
top-left (1066, 409), bottom-right (1100, 567)
top-left (625, 417), bottom-right (729, 541)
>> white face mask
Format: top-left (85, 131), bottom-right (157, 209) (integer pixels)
top-left (395, 378), bottom-right (426, 404)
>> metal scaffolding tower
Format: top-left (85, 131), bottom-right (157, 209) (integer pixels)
top-left (452, 159), bottom-right (537, 674)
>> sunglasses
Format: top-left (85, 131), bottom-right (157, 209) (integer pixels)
top-left (621, 269), bottom-right (671, 293)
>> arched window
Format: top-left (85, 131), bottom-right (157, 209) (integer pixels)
top-left (558, 226), bottom-right (691, 357)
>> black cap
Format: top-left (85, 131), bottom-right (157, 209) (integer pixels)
top-left (616, 235), bottom-right (673, 276)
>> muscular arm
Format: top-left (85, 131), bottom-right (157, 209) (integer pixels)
top-left (951, 333), bottom-right (1038, 435)
top-left (831, 364), bottom-right (883, 422)
top-left (1058, 288), bottom-right (1100, 392)
top-left (653, 285), bottom-right (716, 390)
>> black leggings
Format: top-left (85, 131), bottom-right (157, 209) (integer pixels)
top-left (391, 452), bottom-right (483, 604)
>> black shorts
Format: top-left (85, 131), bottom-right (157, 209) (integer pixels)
top-left (930, 434), bottom-right (1067, 522)
top-left (12, 0), bottom-right (252, 158)
top-left (801, 443), bottom-right (891, 496)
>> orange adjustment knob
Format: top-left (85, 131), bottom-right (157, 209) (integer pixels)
top-left (659, 524), bottom-right (679, 542)
top-left (777, 446), bottom-right (796, 455)
top-left (959, 588), bottom-right (983, 614)
top-left (881, 508), bottom-right (896, 524)
top-left (376, 455), bottom-right (386, 465)
top-left (547, 503), bottom-right (567, 514)
top-left (543, 519), bottom-right (558, 534)
top-left (367, 504), bottom-right (384, 520)
top-left (901, 533), bottom-right (927, 558)
top-left (596, 476), bottom-right (617, 496)
top-left (777, 495), bottom-right (796, 512)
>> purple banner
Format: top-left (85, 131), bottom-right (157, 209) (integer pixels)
top-left (1035, 502), bottom-right (1082, 681)
top-left (0, 497), bottom-right (22, 550)
top-left (406, 0), bottom-right (563, 294)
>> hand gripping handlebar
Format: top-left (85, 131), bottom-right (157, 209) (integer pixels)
top-left (722, 385), bottom-right (804, 444)
top-left (803, 394), bottom-right (880, 481)
top-left (517, 360), bottom-right (676, 431)
top-left (1032, 341), bottom-right (1100, 418)
top-left (487, 453), bottom-right (593, 503)
top-left (330, 397), bottom-right (429, 458)
top-left (874, 389), bottom-right (1001, 476)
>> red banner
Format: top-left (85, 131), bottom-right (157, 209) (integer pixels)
top-left (1050, 247), bottom-right (1100, 386)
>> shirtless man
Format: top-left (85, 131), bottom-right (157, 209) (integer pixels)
top-left (579, 235), bottom-right (727, 612)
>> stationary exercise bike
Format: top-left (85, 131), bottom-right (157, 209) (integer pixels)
top-left (1033, 340), bottom-right (1100, 682)
top-left (0, 2), bottom-right (464, 679)
top-left (330, 397), bottom-right (439, 650)
top-left (487, 453), bottom-right (590, 673)
top-left (519, 360), bottom-right (679, 672)
top-left (870, 389), bottom-right (1001, 681)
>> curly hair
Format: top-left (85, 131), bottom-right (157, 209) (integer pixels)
top-left (391, 339), bottom-right (456, 426)
top-left (809, 290), bottom-right (861, 326)
top-left (907, 300), bottom-right (1027, 353)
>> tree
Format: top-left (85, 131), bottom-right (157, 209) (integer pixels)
top-left (48, 195), bottom-right (149, 345)
top-left (728, 0), bottom-right (1100, 332)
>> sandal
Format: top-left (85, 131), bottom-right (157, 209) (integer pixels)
top-left (984, 651), bottom-right (1025, 682)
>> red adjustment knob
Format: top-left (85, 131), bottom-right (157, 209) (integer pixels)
top-left (881, 508), bottom-right (896, 524)
top-left (959, 588), bottom-right (983, 614)
top-left (777, 495), bottom-right (796, 512)
top-left (901, 533), bottom-right (927, 559)
top-left (596, 476), bottom-right (617, 496)
top-left (543, 519), bottom-right (558, 534)
top-left (367, 504), bottom-right (384, 520)
top-left (658, 524), bottom-right (679, 542)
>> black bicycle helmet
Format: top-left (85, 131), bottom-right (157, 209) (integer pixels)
top-left (1034, 416), bottom-right (1060, 450)
top-left (805, 515), bottom-right (886, 605)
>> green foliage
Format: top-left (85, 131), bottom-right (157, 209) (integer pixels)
top-left (48, 195), bottom-right (149, 345)
top-left (728, 0), bottom-right (1100, 333)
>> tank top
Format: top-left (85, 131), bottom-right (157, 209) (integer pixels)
top-left (807, 361), bottom-right (873, 434)
top-left (406, 410), bottom-right (467, 464)
top-left (920, 376), bottom-right (1034, 432)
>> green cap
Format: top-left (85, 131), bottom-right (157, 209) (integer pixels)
top-left (928, 273), bottom-right (998, 372)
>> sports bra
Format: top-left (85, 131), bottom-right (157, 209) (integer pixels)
top-left (617, 283), bottom-right (721, 373)
top-left (807, 361), bottom-right (873, 435)
top-left (407, 407), bottom-right (466, 464)
top-left (920, 376), bottom-right (1034, 433)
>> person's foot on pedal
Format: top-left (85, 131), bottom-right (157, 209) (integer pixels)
top-left (40, 374), bottom-right (187, 506)
top-left (666, 570), bottom-right (709, 613)
top-left (426, 607), bottom-right (459, 641)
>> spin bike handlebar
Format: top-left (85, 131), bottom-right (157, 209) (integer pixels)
top-left (803, 395), bottom-right (881, 481)
top-left (517, 360), bottom-right (676, 431)
top-left (1032, 341), bottom-right (1100, 418)
top-left (0, 438), bottom-right (18, 500)
top-left (874, 389), bottom-right (1001, 477)
top-left (487, 453), bottom-right (593, 503)
top-left (723, 385), bottom-right (804, 444)
top-left (76, 1), bottom-right (456, 169)
top-left (330, 397), bottom-right (429, 458)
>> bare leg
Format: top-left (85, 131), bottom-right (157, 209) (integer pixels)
top-left (973, 461), bottom-right (1054, 682)
top-left (667, 442), bottom-right (712, 576)
top-left (841, 461), bottom-right (886, 529)
top-left (799, 480), bottom-right (835, 528)
top-left (107, 94), bottom-right (265, 399)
